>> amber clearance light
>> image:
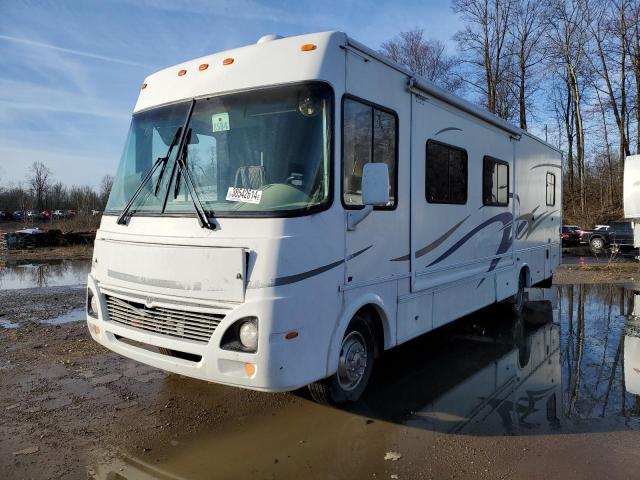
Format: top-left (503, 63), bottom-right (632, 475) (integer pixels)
top-left (222, 57), bottom-right (234, 66)
top-left (199, 63), bottom-right (209, 71)
top-left (300, 43), bottom-right (316, 51)
top-left (178, 69), bottom-right (187, 76)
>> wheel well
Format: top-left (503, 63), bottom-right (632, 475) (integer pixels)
top-left (354, 304), bottom-right (385, 359)
top-left (520, 266), bottom-right (531, 288)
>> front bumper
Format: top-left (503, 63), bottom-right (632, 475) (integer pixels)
top-left (86, 274), bottom-right (315, 392)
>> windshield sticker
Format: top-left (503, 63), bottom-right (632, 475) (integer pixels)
top-left (212, 112), bottom-right (230, 132)
top-left (226, 187), bottom-right (262, 204)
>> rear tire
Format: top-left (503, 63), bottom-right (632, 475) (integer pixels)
top-left (308, 315), bottom-right (375, 405)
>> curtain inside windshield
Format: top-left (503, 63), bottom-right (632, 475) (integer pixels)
top-left (105, 83), bottom-right (332, 216)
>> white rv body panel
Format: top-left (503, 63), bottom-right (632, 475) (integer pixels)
top-left (87, 31), bottom-right (562, 393)
top-left (624, 155), bottom-right (640, 249)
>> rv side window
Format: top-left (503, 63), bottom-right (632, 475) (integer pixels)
top-left (342, 97), bottom-right (397, 209)
top-left (482, 156), bottom-right (509, 206)
top-left (546, 172), bottom-right (556, 206)
top-left (425, 140), bottom-right (467, 204)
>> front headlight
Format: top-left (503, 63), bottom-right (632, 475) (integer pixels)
top-left (87, 289), bottom-right (99, 318)
top-left (239, 321), bottom-right (258, 350)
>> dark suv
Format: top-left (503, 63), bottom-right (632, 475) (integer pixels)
top-left (588, 221), bottom-right (635, 254)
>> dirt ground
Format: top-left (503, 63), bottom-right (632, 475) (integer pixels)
top-left (0, 245), bottom-right (93, 262)
top-left (1, 253), bottom-right (640, 479)
top-left (554, 262), bottom-right (640, 284)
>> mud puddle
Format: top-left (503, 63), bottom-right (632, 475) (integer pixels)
top-left (0, 258), bottom-right (91, 289)
top-left (0, 318), bottom-right (19, 329)
top-left (89, 285), bottom-right (640, 480)
top-left (40, 307), bottom-right (85, 326)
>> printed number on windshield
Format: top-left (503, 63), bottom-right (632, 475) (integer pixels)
top-left (226, 187), bottom-right (262, 204)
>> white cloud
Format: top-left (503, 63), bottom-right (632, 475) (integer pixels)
top-left (0, 34), bottom-right (152, 68)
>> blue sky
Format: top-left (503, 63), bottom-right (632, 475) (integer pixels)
top-left (0, 0), bottom-right (460, 188)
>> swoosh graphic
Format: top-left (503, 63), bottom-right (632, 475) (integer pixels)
top-left (527, 210), bottom-right (558, 238)
top-left (248, 245), bottom-right (372, 288)
top-left (530, 163), bottom-right (561, 170)
top-left (391, 215), bottom-right (470, 262)
top-left (427, 212), bottom-right (513, 268)
top-left (434, 127), bottom-right (463, 136)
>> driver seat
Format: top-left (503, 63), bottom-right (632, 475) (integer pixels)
top-left (234, 166), bottom-right (266, 189)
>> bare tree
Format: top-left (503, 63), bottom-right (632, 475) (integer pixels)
top-left (590, 0), bottom-right (632, 166)
top-left (628, 1), bottom-right (640, 153)
top-left (49, 182), bottom-right (67, 209)
top-left (545, 0), bottom-right (592, 214)
top-left (510, 0), bottom-right (547, 130)
top-left (380, 29), bottom-right (461, 92)
top-left (27, 161), bottom-right (52, 211)
top-left (452, 0), bottom-right (517, 118)
top-left (99, 174), bottom-right (114, 208)
top-left (593, 87), bottom-right (615, 205)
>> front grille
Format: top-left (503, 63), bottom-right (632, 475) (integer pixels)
top-left (105, 295), bottom-right (223, 343)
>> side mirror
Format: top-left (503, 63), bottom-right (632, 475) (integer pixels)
top-left (362, 163), bottom-right (390, 206)
top-left (347, 163), bottom-right (390, 231)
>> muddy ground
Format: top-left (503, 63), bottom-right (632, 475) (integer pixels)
top-left (1, 256), bottom-right (640, 479)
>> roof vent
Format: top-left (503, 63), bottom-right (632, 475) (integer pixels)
top-left (257, 34), bottom-right (284, 44)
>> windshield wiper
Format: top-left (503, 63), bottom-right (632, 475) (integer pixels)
top-left (154, 127), bottom-right (182, 196)
top-left (116, 126), bottom-right (183, 225)
top-left (172, 127), bottom-right (216, 230)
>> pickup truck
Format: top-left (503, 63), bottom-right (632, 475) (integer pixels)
top-left (588, 221), bottom-right (635, 254)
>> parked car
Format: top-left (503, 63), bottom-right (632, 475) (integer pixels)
top-left (13, 210), bottom-right (24, 220)
top-left (65, 210), bottom-right (77, 218)
top-left (52, 209), bottom-right (65, 218)
top-left (26, 210), bottom-right (41, 220)
top-left (588, 221), bottom-right (635, 254)
top-left (561, 225), bottom-right (584, 247)
top-left (0, 211), bottom-right (13, 221)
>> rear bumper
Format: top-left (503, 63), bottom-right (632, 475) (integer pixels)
top-left (86, 274), bottom-right (317, 392)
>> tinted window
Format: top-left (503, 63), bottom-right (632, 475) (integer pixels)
top-left (342, 98), bottom-right (397, 208)
top-left (612, 222), bottom-right (632, 233)
top-left (426, 140), bottom-right (467, 204)
top-left (546, 172), bottom-right (556, 206)
top-left (483, 156), bottom-right (509, 206)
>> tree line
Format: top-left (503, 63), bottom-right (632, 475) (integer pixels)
top-left (381, 0), bottom-right (640, 226)
top-left (0, 161), bottom-right (113, 214)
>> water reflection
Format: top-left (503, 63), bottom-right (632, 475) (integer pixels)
top-left (356, 299), bottom-right (563, 435)
top-left (625, 314), bottom-right (640, 397)
top-left (558, 285), bottom-right (640, 423)
top-left (0, 258), bottom-right (91, 289)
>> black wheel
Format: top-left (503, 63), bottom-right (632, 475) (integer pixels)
top-left (513, 316), bottom-right (532, 368)
top-left (308, 315), bottom-right (375, 405)
top-left (511, 271), bottom-right (526, 314)
top-left (590, 237), bottom-right (604, 254)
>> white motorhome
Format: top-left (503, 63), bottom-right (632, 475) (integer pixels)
top-left (624, 154), bottom-right (640, 250)
top-left (86, 32), bottom-right (562, 403)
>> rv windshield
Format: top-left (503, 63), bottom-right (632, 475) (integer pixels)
top-left (105, 83), bottom-right (332, 217)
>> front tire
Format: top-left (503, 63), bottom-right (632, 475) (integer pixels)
top-left (590, 237), bottom-right (605, 254)
top-left (308, 315), bottom-right (375, 405)
top-left (511, 271), bottom-right (526, 314)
